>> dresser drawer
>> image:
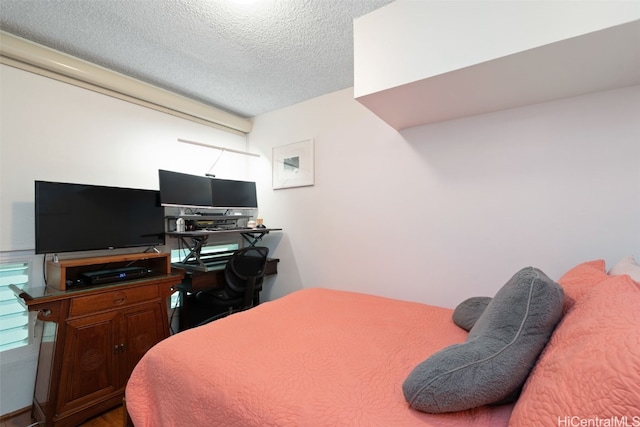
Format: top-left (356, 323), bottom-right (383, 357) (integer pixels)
top-left (70, 286), bottom-right (159, 317)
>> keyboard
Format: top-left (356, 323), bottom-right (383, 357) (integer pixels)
top-left (199, 252), bottom-right (233, 264)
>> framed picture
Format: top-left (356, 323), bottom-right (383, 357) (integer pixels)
top-left (272, 139), bottom-right (314, 189)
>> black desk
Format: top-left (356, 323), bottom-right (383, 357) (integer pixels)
top-left (174, 257), bottom-right (279, 330)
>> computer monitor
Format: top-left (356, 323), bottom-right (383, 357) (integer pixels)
top-left (158, 170), bottom-right (258, 211)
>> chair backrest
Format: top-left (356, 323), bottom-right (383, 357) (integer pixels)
top-left (224, 246), bottom-right (269, 307)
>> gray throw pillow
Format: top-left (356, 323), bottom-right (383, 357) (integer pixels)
top-left (403, 267), bottom-right (564, 413)
top-left (452, 296), bottom-right (492, 331)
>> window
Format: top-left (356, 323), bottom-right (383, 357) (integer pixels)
top-left (0, 260), bottom-right (30, 352)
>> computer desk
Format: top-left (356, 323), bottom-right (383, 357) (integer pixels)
top-left (173, 257), bottom-right (279, 330)
top-left (167, 227), bottom-right (282, 272)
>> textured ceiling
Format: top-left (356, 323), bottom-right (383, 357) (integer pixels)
top-left (0, 0), bottom-right (394, 118)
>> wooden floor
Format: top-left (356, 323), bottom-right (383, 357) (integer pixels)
top-left (1, 406), bottom-right (124, 427)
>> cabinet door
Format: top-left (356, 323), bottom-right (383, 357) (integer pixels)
top-left (57, 311), bottom-right (119, 414)
top-left (119, 300), bottom-right (166, 383)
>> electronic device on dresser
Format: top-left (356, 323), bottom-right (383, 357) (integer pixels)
top-left (34, 180), bottom-right (165, 255)
top-left (80, 266), bottom-right (149, 285)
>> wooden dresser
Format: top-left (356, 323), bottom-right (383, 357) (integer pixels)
top-left (12, 252), bottom-right (182, 427)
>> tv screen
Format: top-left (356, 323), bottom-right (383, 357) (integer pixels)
top-left (158, 170), bottom-right (258, 210)
top-left (35, 181), bottom-right (166, 254)
top-left (158, 169), bottom-right (213, 209)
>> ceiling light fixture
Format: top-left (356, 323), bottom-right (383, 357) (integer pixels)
top-left (178, 138), bottom-right (260, 158)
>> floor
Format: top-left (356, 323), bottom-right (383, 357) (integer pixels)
top-left (1, 406), bottom-right (124, 427)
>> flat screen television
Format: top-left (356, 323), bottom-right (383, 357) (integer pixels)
top-left (35, 181), bottom-right (166, 254)
top-left (158, 170), bottom-right (258, 210)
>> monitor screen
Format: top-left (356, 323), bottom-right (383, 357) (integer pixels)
top-left (158, 169), bottom-right (213, 209)
top-left (35, 181), bottom-right (165, 254)
top-left (158, 170), bottom-right (258, 210)
top-left (210, 178), bottom-right (258, 209)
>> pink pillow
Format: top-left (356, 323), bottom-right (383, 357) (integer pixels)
top-left (556, 259), bottom-right (608, 312)
top-left (509, 274), bottom-right (640, 426)
top-left (609, 255), bottom-right (640, 284)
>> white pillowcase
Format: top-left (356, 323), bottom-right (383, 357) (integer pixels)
top-left (608, 255), bottom-right (640, 283)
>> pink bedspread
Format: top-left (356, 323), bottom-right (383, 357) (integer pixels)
top-left (126, 288), bottom-right (513, 426)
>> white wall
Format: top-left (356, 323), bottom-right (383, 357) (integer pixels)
top-left (354, 0), bottom-right (640, 96)
top-left (250, 85), bottom-right (640, 307)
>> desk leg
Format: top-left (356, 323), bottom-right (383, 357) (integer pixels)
top-left (178, 290), bottom-right (191, 332)
top-left (178, 236), bottom-right (209, 267)
top-left (241, 232), bottom-right (267, 246)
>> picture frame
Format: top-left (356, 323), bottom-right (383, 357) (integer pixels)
top-left (272, 139), bottom-right (314, 189)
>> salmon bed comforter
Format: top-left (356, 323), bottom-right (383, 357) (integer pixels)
top-left (125, 288), bottom-right (513, 426)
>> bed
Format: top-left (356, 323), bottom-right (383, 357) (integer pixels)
top-left (125, 257), bottom-right (640, 426)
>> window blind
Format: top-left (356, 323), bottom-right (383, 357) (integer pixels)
top-left (0, 261), bottom-right (30, 352)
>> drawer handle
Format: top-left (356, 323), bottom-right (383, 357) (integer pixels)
top-left (112, 292), bottom-right (127, 305)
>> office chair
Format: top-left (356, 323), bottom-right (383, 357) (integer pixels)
top-left (194, 246), bottom-right (269, 326)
